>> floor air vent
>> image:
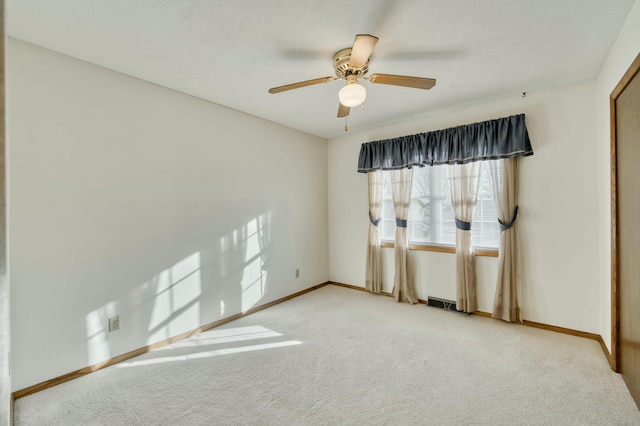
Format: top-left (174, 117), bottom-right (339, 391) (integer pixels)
top-left (427, 296), bottom-right (461, 313)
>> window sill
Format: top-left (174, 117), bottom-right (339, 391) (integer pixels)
top-left (380, 242), bottom-right (498, 258)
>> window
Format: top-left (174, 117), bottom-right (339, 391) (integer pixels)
top-left (379, 160), bottom-right (502, 250)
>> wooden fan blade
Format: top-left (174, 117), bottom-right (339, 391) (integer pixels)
top-left (349, 34), bottom-right (379, 68)
top-left (268, 77), bottom-right (334, 94)
top-left (337, 103), bottom-right (350, 118)
top-left (369, 74), bottom-right (436, 90)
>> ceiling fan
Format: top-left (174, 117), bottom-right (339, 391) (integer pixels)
top-left (268, 34), bottom-right (436, 121)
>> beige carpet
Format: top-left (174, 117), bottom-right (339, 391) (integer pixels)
top-left (14, 285), bottom-right (640, 425)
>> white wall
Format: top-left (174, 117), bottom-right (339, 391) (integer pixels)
top-left (0, 28), bottom-right (9, 426)
top-left (8, 39), bottom-right (329, 391)
top-left (595, 0), bottom-right (640, 352)
top-left (329, 80), bottom-right (601, 334)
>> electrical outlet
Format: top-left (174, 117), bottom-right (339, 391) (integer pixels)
top-left (295, 269), bottom-right (300, 278)
top-left (108, 315), bottom-right (120, 332)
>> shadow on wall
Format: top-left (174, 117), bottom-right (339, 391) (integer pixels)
top-left (84, 211), bottom-right (272, 366)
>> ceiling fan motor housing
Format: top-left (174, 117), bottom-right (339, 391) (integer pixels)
top-left (333, 48), bottom-right (369, 78)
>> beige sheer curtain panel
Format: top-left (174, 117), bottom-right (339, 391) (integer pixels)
top-left (365, 171), bottom-right (384, 293)
top-left (489, 158), bottom-right (522, 322)
top-left (391, 168), bottom-right (418, 304)
top-left (448, 162), bottom-right (481, 313)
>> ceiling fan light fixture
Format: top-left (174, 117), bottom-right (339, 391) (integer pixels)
top-left (267, 34), bottom-right (437, 127)
top-left (338, 82), bottom-right (366, 107)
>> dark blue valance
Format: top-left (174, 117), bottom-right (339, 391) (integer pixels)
top-left (357, 114), bottom-right (533, 173)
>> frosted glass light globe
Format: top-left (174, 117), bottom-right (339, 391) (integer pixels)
top-left (338, 83), bottom-right (366, 107)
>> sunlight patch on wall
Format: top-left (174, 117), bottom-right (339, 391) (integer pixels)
top-left (85, 252), bottom-right (205, 365)
top-left (241, 214), bottom-right (270, 312)
top-left (85, 301), bottom-right (116, 365)
top-left (147, 252), bottom-right (202, 344)
top-left (218, 212), bottom-right (271, 316)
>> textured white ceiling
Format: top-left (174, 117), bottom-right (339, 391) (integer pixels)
top-left (7, 0), bottom-right (637, 139)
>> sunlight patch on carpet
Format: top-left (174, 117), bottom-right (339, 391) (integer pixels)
top-left (157, 325), bottom-right (283, 350)
top-left (117, 340), bottom-right (302, 368)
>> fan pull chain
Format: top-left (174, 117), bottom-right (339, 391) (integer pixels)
top-left (344, 117), bottom-right (348, 131)
top-left (361, 103), bottom-right (365, 110)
